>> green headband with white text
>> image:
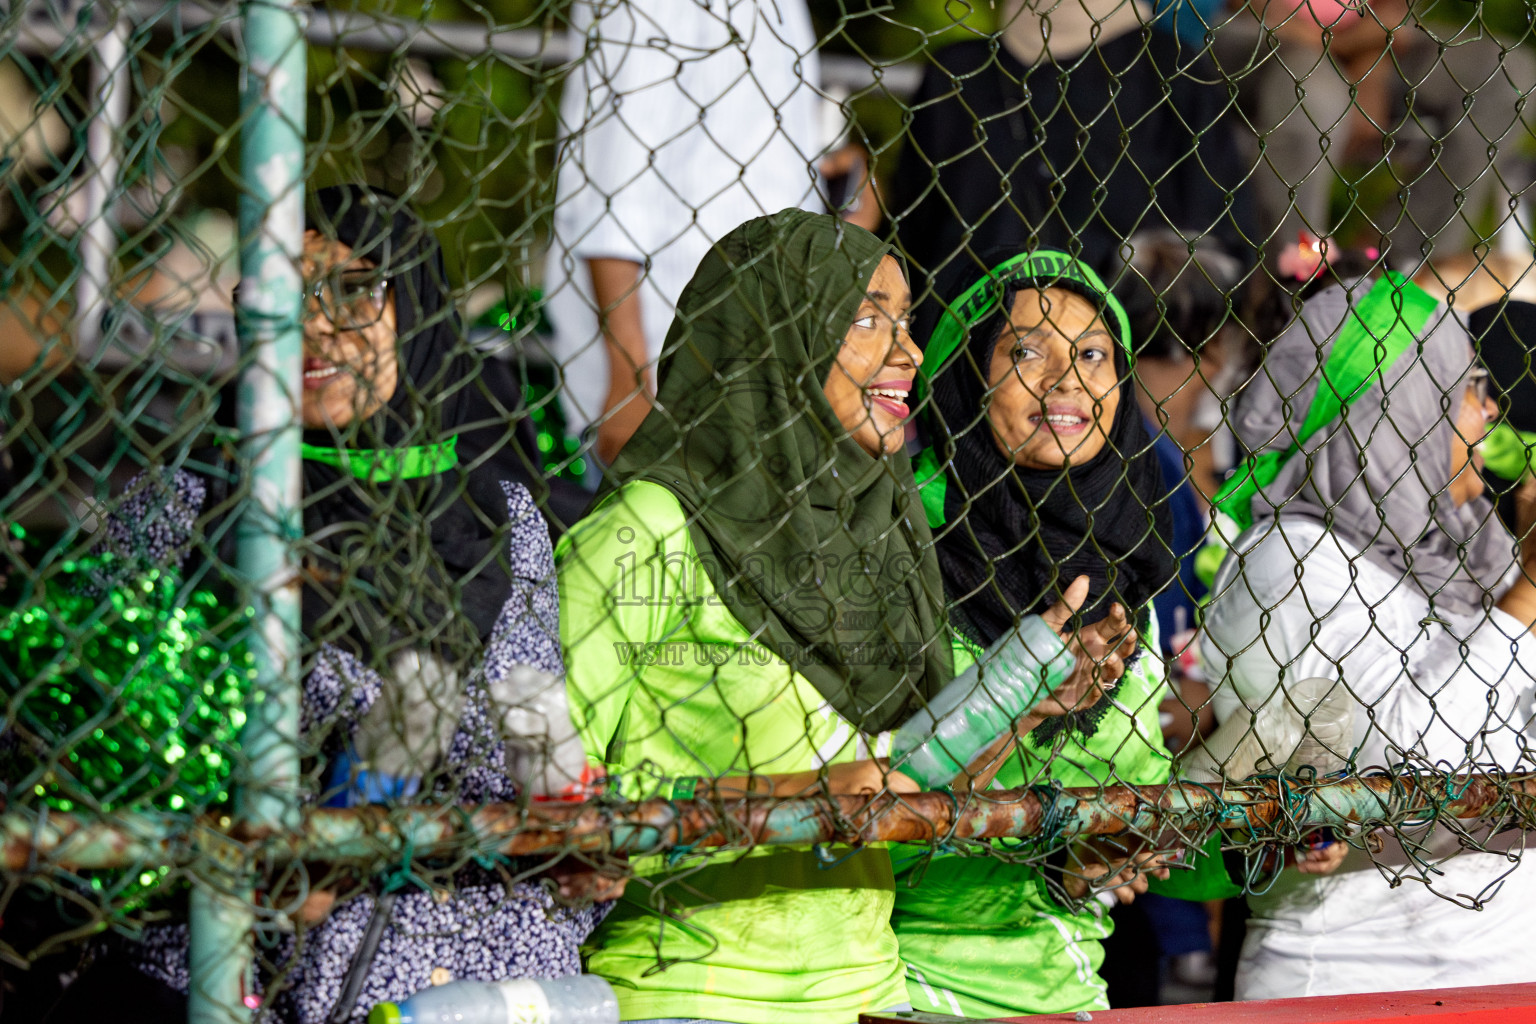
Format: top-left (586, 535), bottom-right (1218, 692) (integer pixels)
top-left (919, 250), bottom-right (1133, 405)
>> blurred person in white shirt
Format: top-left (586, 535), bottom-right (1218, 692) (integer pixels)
top-left (546, 0), bottom-right (877, 467)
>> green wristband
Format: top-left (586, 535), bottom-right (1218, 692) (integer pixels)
top-left (671, 776), bottom-right (703, 801)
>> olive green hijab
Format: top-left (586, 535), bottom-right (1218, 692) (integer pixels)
top-left (602, 210), bottom-right (954, 733)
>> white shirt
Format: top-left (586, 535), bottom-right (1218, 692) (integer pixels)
top-left (1201, 519), bottom-right (1536, 998)
top-left (544, 0), bottom-right (825, 436)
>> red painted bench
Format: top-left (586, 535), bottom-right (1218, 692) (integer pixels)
top-left (862, 983), bottom-right (1536, 1024)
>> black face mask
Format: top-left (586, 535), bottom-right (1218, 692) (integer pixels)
top-left (1469, 300), bottom-right (1536, 436)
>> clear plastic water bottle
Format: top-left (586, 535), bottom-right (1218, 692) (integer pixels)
top-left (368, 975), bottom-right (619, 1024)
top-left (890, 614), bottom-right (1074, 788)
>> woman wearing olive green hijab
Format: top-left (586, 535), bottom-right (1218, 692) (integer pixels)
top-left (556, 210), bottom-right (940, 1024)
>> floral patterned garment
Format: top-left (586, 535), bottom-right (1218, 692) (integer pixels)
top-left (118, 475), bottom-right (607, 1023)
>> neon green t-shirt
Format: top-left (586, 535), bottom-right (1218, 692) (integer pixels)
top-left (890, 623), bottom-right (1172, 1018)
top-left (556, 481), bottom-right (908, 1024)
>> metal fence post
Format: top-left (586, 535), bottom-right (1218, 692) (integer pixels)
top-left (73, 2), bottom-right (128, 361)
top-left (187, 1), bottom-right (306, 1021)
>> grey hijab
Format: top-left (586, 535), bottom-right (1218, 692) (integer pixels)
top-left (1228, 277), bottom-right (1512, 616)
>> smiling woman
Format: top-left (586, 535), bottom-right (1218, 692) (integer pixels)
top-left (558, 217), bottom-right (1142, 1024)
top-left (554, 211), bottom-right (951, 1024)
top-left (297, 231), bottom-right (399, 429)
top-left (33, 186), bottom-right (615, 1024)
top-left (895, 250), bottom-right (1178, 1019)
top-left (290, 185), bottom-right (513, 652)
top-left (919, 251), bottom-right (1171, 637)
top-left (984, 286), bottom-right (1121, 469)
top-left (821, 254), bottom-right (920, 456)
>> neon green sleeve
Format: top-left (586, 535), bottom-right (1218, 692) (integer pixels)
top-left (555, 481), bottom-right (693, 790)
top-left (1114, 614), bottom-right (1174, 788)
top-left (1146, 832), bottom-right (1241, 900)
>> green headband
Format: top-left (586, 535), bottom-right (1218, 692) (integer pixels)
top-left (300, 435), bottom-right (459, 482)
top-left (1212, 271), bottom-right (1439, 531)
top-left (919, 250), bottom-right (1133, 404)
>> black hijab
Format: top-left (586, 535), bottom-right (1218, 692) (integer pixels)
top-left (925, 251), bottom-right (1175, 648)
top-left (297, 185), bottom-right (508, 661)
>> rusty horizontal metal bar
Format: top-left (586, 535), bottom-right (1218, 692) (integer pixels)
top-left (6, 772), bottom-right (1536, 873)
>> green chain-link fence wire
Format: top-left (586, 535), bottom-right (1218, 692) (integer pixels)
top-left (2, 0), bottom-right (1536, 1019)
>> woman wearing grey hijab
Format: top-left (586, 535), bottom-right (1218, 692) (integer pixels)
top-left (1198, 272), bottom-right (1536, 1000)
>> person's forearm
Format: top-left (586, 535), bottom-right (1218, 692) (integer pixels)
top-left (589, 258), bottom-right (653, 462)
top-left (1328, 0), bottom-right (1402, 61)
top-left (2, 263), bottom-right (215, 386)
top-left (709, 756), bottom-right (922, 799)
top-left (702, 713), bottom-right (1048, 799)
top-left (0, 287), bottom-right (72, 384)
top-left (590, 257), bottom-right (648, 383)
top-left (1248, 0), bottom-right (1325, 51)
top-left (711, 771), bottom-right (827, 797)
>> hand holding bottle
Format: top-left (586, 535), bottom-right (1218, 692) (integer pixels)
top-left (945, 581), bottom-right (1136, 792)
top-left (887, 577), bottom-right (1140, 790)
top-left (1032, 576), bottom-right (1137, 719)
top-left (889, 600), bottom-right (1077, 789)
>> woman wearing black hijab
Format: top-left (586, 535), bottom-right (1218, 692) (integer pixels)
top-left (263, 186), bottom-right (609, 1019)
top-left (916, 250), bottom-right (1173, 641)
top-left (891, 250), bottom-right (1176, 1017)
top-left (47, 186), bottom-right (610, 1024)
top-left (295, 183), bottom-right (510, 658)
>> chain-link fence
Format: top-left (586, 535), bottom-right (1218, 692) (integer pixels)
top-left (2, 0), bottom-right (1535, 1020)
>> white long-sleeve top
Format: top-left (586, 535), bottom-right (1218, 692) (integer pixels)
top-left (1201, 518), bottom-right (1536, 999)
top-left (543, 0), bottom-right (824, 436)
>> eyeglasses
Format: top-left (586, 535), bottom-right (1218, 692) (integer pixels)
top-left (1466, 365), bottom-right (1491, 405)
top-left (305, 269), bottom-right (390, 330)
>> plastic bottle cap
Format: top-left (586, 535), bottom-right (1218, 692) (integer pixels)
top-left (367, 1004), bottom-right (402, 1024)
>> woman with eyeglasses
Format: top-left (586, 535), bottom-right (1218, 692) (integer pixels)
top-left (1198, 272), bottom-right (1536, 999)
top-left (40, 185), bottom-right (614, 1024)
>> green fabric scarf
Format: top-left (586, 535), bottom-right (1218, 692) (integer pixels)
top-left (601, 210), bottom-right (954, 733)
top-left (1212, 271), bottom-right (1436, 531)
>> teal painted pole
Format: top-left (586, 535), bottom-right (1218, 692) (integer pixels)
top-left (187, 1), bottom-right (306, 1021)
top-left (188, 864), bottom-right (256, 1024)
top-left (230, 0), bottom-right (306, 837)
